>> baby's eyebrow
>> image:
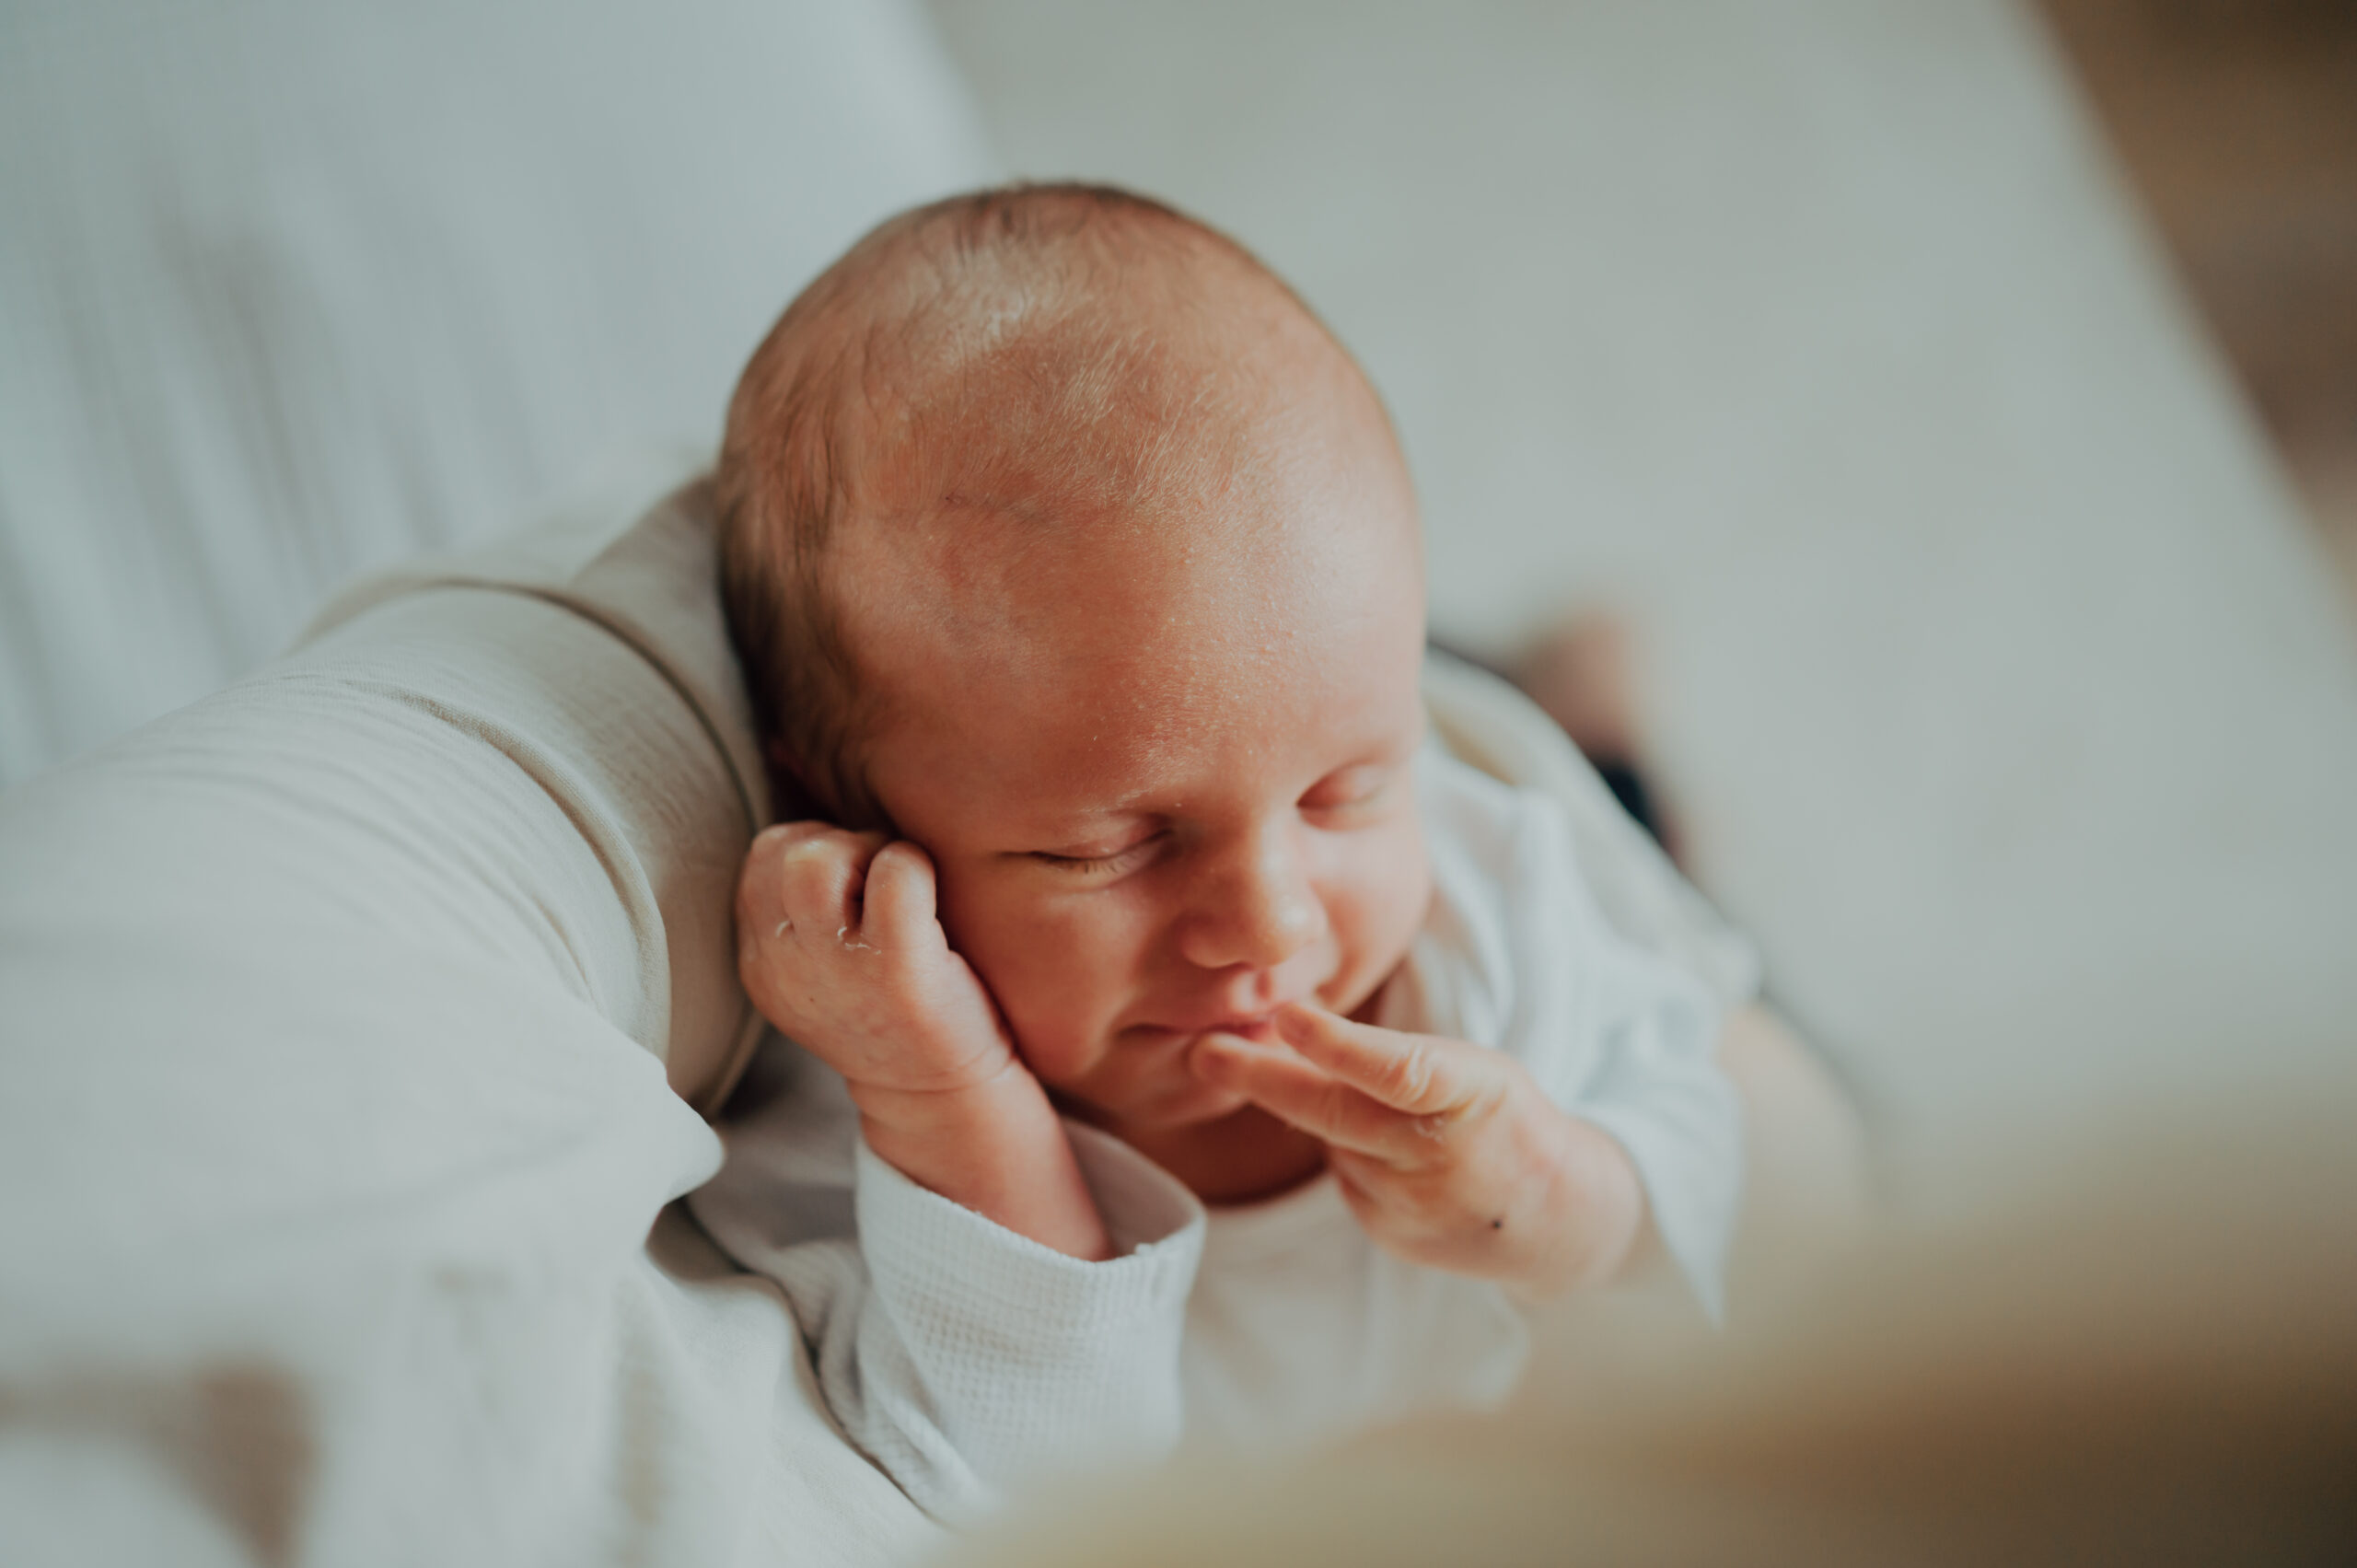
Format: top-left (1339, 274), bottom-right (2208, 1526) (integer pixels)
top-left (1000, 815), bottom-right (1166, 862)
top-left (995, 806), bottom-right (1142, 841)
top-left (1028, 796), bottom-right (1167, 825)
top-left (1029, 809), bottom-right (1159, 837)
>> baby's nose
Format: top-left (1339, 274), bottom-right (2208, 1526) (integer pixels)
top-left (1177, 823), bottom-right (1326, 972)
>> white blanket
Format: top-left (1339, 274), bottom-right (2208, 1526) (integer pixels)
top-left (0, 0), bottom-right (992, 790)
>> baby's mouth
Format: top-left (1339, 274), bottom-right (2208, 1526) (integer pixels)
top-left (1104, 1020), bottom-right (1259, 1083)
top-left (1126, 1012), bottom-right (1283, 1048)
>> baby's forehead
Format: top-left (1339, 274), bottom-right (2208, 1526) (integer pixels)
top-left (852, 501), bottom-right (1424, 784)
top-left (876, 306), bottom-right (1320, 502)
top-left (833, 328), bottom-right (1417, 694)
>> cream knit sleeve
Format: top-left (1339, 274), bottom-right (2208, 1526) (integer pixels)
top-left (710, 1114), bottom-right (1203, 1523)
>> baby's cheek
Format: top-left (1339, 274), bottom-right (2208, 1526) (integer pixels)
top-left (934, 882), bottom-right (1052, 996)
top-left (939, 878), bottom-right (1150, 1067)
top-left (1329, 820), bottom-right (1433, 1004)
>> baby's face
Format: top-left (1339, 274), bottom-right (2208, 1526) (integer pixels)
top-left (849, 422), bottom-right (1430, 1142)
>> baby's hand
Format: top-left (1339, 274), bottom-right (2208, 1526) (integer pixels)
top-left (737, 824), bottom-right (1110, 1260)
top-left (736, 823), bottom-right (1019, 1098)
top-left (1191, 1005), bottom-right (1643, 1301)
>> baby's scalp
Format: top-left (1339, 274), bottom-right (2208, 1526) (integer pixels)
top-left (714, 182), bottom-right (1417, 830)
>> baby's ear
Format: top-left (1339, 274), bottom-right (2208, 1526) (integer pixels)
top-left (762, 738), bottom-right (828, 826)
top-left (763, 737), bottom-right (900, 837)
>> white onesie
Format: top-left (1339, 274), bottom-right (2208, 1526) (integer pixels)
top-left (689, 748), bottom-right (1741, 1522)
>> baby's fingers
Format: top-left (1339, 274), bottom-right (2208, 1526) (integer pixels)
top-left (737, 824), bottom-right (807, 939)
top-left (754, 822), bottom-right (889, 935)
top-left (1190, 1033), bottom-right (1450, 1167)
top-left (857, 841), bottom-right (943, 954)
top-left (1274, 1003), bottom-right (1479, 1117)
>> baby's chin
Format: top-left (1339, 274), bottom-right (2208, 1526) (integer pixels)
top-left (1043, 1064), bottom-right (1254, 1137)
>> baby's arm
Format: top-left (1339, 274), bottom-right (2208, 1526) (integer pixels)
top-left (715, 824), bottom-right (1203, 1519)
top-left (736, 822), bottom-right (1109, 1260)
top-left (692, 1086), bottom-right (1202, 1522)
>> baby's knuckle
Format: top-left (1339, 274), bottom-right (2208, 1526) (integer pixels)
top-left (766, 823), bottom-right (830, 863)
top-left (759, 822), bottom-right (816, 854)
top-left (789, 831), bottom-right (851, 866)
top-left (1387, 1041), bottom-right (1439, 1104)
top-left (1467, 1077), bottom-right (1517, 1129)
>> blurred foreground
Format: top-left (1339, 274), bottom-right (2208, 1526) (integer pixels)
top-left (954, 1095), bottom-right (2357, 1565)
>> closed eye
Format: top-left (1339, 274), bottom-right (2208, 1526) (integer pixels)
top-left (1300, 763), bottom-right (1399, 815)
top-left (1028, 830), bottom-right (1167, 877)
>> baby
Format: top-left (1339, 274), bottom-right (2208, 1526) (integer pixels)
top-left (689, 184), bottom-right (1740, 1520)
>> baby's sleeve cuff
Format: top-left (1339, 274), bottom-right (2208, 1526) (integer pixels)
top-left (851, 1119), bottom-right (1205, 1487)
top-left (1580, 1083), bottom-right (1742, 1326)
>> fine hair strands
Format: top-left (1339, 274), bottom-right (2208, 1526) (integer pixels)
top-left (714, 181), bottom-right (1352, 830)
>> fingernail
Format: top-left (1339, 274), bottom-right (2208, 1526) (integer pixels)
top-left (1274, 1005), bottom-right (1313, 1040)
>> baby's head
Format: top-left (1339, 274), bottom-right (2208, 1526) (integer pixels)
top-left (718, 185), bottom-right (1431, 1139)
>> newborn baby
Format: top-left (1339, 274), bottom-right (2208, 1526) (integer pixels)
top-left (690, 184), bottom-right (1739, 1520)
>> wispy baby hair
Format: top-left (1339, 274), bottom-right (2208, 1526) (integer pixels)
top-left (714, 180), bottom-right (1315, 829)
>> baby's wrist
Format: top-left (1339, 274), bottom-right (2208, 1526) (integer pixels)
top-left (849, 1057), bottom-right (1051, 1148)
top-left (1501, 1105), bottom-right (1643, 1303)
top-left (852, 1063), bottom-right (1115, 1261)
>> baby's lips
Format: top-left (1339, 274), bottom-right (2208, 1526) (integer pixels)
top-left (1187, 1031), bottom-right (1248, 1079)
top-left (1189, 1028), bottom-right (1288, 1080)
top-left (1272, 1000), bottom-right (1324, 1040)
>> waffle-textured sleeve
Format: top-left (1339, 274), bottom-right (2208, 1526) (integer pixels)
top-left (787, 1122), bottom-right (1204, 1522)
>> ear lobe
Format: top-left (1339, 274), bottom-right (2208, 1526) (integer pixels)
top-left (763, 738), bottom-right (824, 824)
